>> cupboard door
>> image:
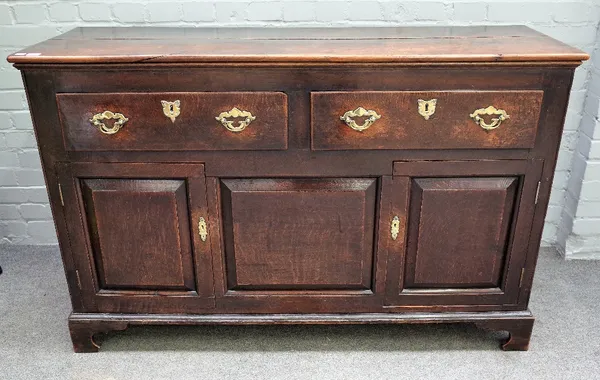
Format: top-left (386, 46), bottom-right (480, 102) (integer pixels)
top-left (405, 177), bottom-right (517, 289)
top-left (385, 160), bottom-right (542, 308)
top-left (80, 178), bottom-right (196, 291)
top-left (59, 163), bottom-right (215, 313)
top-left (209, 177), bottom-right (382, 313)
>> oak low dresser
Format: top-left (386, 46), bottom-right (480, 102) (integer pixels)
top-left (8, 26), bottom-right (587, 352)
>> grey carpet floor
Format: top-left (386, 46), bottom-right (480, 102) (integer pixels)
top-left (0, 245), bottom-right (599, 380)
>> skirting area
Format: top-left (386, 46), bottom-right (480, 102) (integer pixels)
top-left (1, 245), bottom-right (599, 379)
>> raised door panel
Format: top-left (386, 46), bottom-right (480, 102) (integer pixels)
top-left (59, 163), bottom-right (215, 313)
top-left (211, 178), bottom-right (382, 313)
top-left (80, 179), bottom-right (195, 291)
top-left (222, 178), bottom-right (376, 290)
top-left (385, 160), bottom-right (542, 309)
top-left (405, 177), bottom-right (517, 289)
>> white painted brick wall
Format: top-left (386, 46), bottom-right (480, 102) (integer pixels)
top-left (0, 0), bottom-right (598, 246)
top-left (559, 18), bottom-right (600, 259)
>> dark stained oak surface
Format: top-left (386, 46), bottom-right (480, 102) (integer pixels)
top-left (57, 92), bottom-right (288, 151)
top-left (312, 90), bottom-right (543, 150)
top-left (7, 26), bottom-right (588, 65)
top-left (405, 177), bottom-right (518, 289)
top-left (80, 179), bottom-right (195, 291)
top-left (220, 178), bottom-right (377, 291)
top-left (8, 26), bottom-right (586, 352)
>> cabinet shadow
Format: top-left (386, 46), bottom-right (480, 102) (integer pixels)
top-left (98, 323), bottom-right (507, 352)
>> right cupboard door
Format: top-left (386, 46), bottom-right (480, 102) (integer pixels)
top-left (385, 160), bottom-right (543, 310)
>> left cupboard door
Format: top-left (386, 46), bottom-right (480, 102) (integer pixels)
top-left (57, 163), bottom-right (215, 313)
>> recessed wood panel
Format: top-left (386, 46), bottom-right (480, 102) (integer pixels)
top-left (220, 178), bottom-right (377, 291)
top-left (311, 91), bottom-right (543, 150)
top-left (81, 179), bottom-right (195, 291)
top-left (405, 177), bottom-right (518, 288)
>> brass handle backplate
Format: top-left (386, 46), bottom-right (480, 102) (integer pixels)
top-left (198, 217), bottom-right (207, 242)
top-left (340, 107), bottom-right (381, 131)
top-left (216, 107), bottom-right (256, 132)
top-left (161, 100), bottom-right (180, 122)
top-left (391, 216), bottom-right (400, 240)
top-left (469, 106), bottom-right (510, 131)
top-left (89, 110), bottom-right (129, 135)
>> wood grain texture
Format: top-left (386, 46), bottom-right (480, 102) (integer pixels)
top-left (57, 92), bottom-right (287, 151)
top-left (220, 178), bottom-right (377, 291)
top-left (59, 163), bottom-right (216, 314)
top-left (385, 160), bottom-right (542, 307)
top-left (312, 91), bottom-right (543, 150)
top-left (7, 26), bottom-right (588, 65)
top-left (67, 310), bottom-right (535, 352)
top-left (81, 178), bottom-right (195, 290)
top-left (9, 26), bottom-right (584, 351)
top-left (405, 177), bottom-right (518, 288)
top-left (475, 317), bottom-right (535, 351)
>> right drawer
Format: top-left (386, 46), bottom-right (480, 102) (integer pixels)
top-left (311, 91), bottom-right (543, 150)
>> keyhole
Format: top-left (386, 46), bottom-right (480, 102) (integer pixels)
top-left (169, 104), bottom-right (174, 112)
top-left (424, 103), bottom-right (429, 111)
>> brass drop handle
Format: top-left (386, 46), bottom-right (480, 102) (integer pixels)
top-left (391, 216), bottom-right (400, 241)
top-left (198, 217), bottom-right (207, 242)
top-left (216, 107), bottom-right (256, 132)
top-left (470, 106), bottom-right (510, 131)
top-left (89, 110), bottom-right (129, 135)
top-left (340, 107), bottom-right (381, 131)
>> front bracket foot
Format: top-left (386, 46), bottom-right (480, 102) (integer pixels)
top-left (69, 317), bottom-right (128, 353)
top-left (475, 317), bottom-right (534, 351)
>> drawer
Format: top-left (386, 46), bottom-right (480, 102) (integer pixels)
top-left (311, 91), bottom-right (543, 150)
top-left (57, 92), bottom-right (288, 151)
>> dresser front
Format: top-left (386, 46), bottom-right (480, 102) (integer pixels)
top-left (10, 25), bottom-right (587, 352)
top-left (17, 64), bottom-right (571, 316)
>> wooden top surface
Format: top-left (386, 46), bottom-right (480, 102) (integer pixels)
top-left (7, 26), bottom-right (588, 65)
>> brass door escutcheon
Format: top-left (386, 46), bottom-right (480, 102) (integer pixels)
top-left (417, 99), bottom-right (437, 120)
top-left (340, 107), bottom-right (381, 131)
top-left (89, 110), bottom-right (129, 135)
top-left (161, 100), bottom-right (180, 122)
top-left (391, 216), bottom-right (400, 240)
top-left (216, 107), bottom-right (256, 132)
top-left (198, 217), bottom-right (207, 242)
top-left (470, 106), bottom-right (510, 130)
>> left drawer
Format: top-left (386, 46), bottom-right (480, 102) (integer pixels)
top-left (57, 92), bottom-right (288, 151)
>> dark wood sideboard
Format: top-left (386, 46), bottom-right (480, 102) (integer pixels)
top-left (8, 26), bottom-right (588, 352)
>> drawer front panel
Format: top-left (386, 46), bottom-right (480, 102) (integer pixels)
top-left (57, 92), bottom-right (288, 151)
top-left (311, 91), bottom-right (543, 150)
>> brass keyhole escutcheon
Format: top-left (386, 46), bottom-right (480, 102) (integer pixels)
top-left (391, 216), bottom-right (400, 240)
top-left (198, 217), bottom-right (207, 242)
top-left (161, 100), bottom-right (181, 123)
top-left (418, 99), bottom-right (437, 120)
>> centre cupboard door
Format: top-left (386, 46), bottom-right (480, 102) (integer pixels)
top-left (384, 159), bottom-right (543, 310)
top-left (206, 177), bottom-right (385, 313)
